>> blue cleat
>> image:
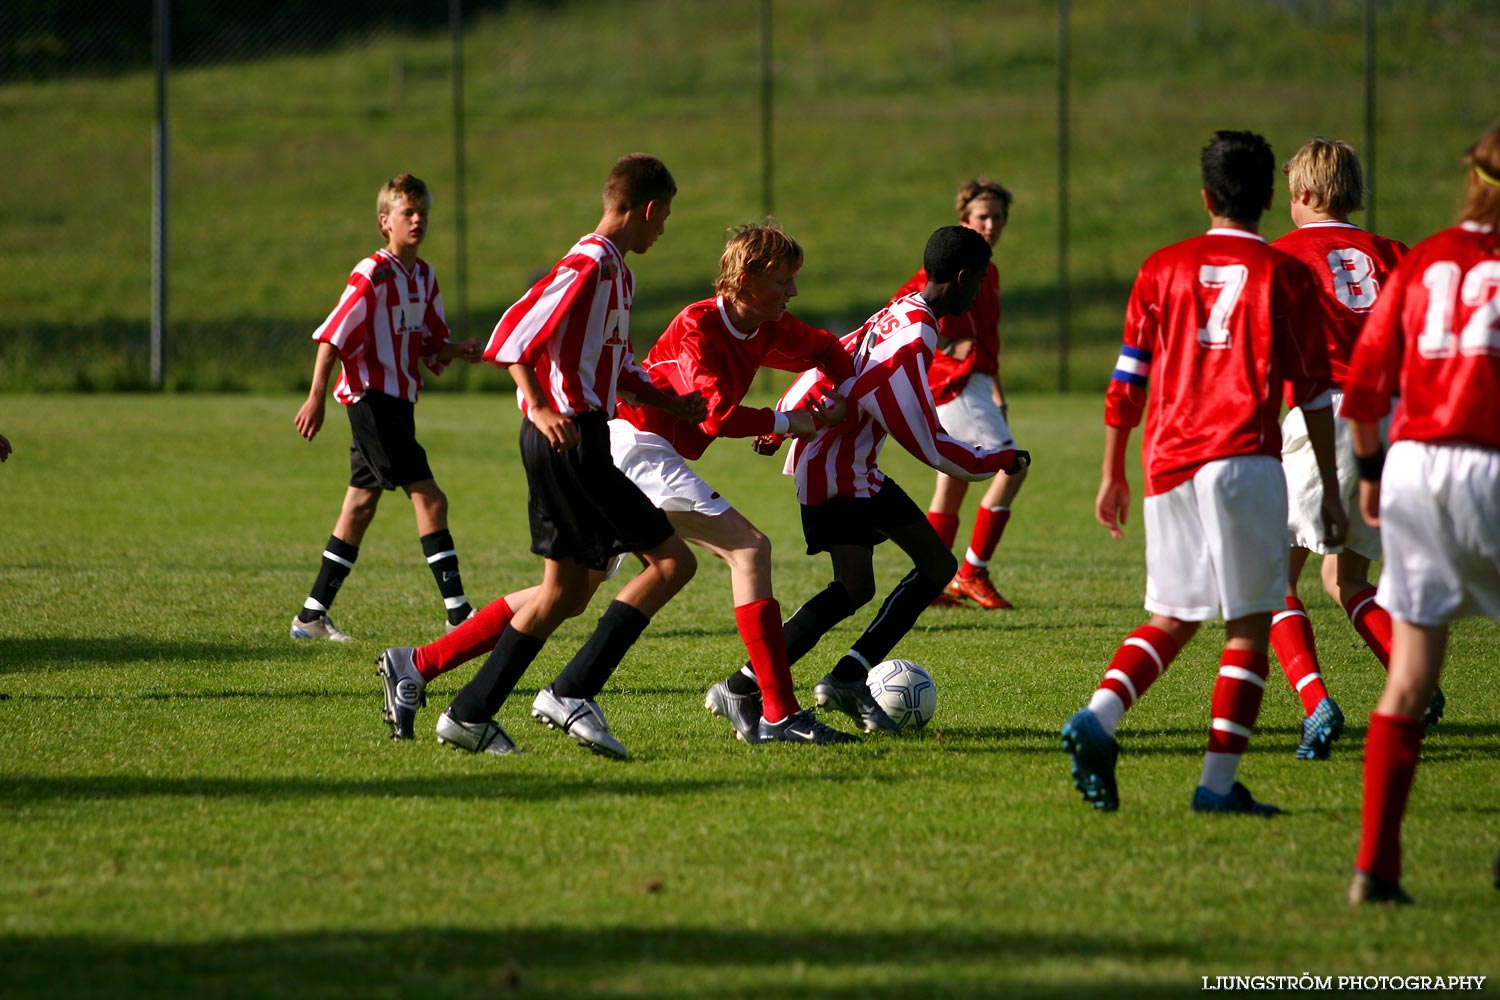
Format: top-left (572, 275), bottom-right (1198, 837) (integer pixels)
top-left (1061, 708), bottom-right (1120, 811)
top-left (1423, 686), bottom-right (1446, 728)
top-left (1296, 696), bottom-right (1345, 760)
top-left (1191, 781), bottom-right (1281, 816)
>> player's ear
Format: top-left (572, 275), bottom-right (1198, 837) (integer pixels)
top-left (1200, 188), bottom-right (1216, 215)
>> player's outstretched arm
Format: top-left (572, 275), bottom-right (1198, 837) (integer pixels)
top-left (437, 338), bottom-right (483, 364)
top-left (1096, 424), bottom-right (1132, 540)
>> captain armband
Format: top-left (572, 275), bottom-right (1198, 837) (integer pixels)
top-left (1354, 447), bottom-right (1386, 483)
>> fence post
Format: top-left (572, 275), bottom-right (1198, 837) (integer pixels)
top-left (451, 0), bottom-right (469, 350)
top-left (1364, 0), bottom-right (1376, 233)
top-left (152, 0), bottom-right (170, 389)
top-left (1056, 0), bottom-right (1070, 392)
top-left (760, 0), bottom-right (773, 218)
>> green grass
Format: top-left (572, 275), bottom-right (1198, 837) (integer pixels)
top-left (5, 0), bottom-right (1500, 391)
top-left (2, 393), bottom-right (1497, 998)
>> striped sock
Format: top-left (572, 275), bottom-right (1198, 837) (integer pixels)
top-left (1271, 596), bottom-right (1328, 714)
top-left (927, 511), bottom-right (960, 551)
top-left (960, 505), bottom-right (1010, 578)
top-left (421, 529), bottom-right (472, 626)
top-left (1088, 624), bottom-right (1181, 736)
top-left (1200, 648), bottom-right (1269, 794)
top-left (300, 535), bottom-right (358, 621)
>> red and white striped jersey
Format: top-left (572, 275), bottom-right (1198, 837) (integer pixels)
top-left (1342, 222), bottom-right (1500, 451)
top-left (896, 261), bottom-right (1001, 403)
top-left (483, 233), bottom-right (651, 417)
top-left (1107, 229), bottom-right (1335, 497)
top-left (616, 296), bottom-right (855, 461)
top-left (1272, 221), bottom-right (1408, 397)
top-left (780, 293), bottom-right (1016, 505)
top-left (313, 249), bottom-right (452, 405)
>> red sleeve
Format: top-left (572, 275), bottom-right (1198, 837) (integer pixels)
top-left (1103, 265), bottom-right (1156, 430)
top-left (484, 253), bottom-right (600, 368)
top-left (762, 313), bottom-right (857, 387)
top-left (1277, 263), bottom-right (1336, 407)
top-left (313, 272), bottom-right (376, 361)
top-left (680, 336), bottom-right (778, 439)
top-left (1341, 267), bottom-right (1406, 422)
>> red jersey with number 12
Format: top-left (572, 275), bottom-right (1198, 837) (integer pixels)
top-left (313, 249), bottom-right (452, 405)
top-left (483, 233), bottom-right (651, 417)
top-left (1106, 229), bottom-right (1334, 496)
top-left (1342, 222), bottom-right (1500, 451)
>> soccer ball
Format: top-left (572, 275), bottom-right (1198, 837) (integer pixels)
top-left (865, 659), bottom-right (937, 730)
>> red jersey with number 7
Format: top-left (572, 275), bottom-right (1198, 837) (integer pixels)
top-left (313, 248), bottom-right (453, 405)
top-left (1341, 222), bottom-right (1500, 450)
top-left (1271, 221), bottom-right (1408, 396)
top-left (1106, 228), bottom-right (1334, 497)
top-left (483, 233), bottom-right (652, 417)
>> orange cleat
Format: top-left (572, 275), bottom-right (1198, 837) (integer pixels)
top-left (947, 568), bottom-right (1013, 610)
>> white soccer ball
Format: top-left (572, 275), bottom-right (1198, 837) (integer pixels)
top-left (865, 659), bottom-right (937, 730)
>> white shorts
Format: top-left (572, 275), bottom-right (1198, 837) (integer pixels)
top-left (934, 374), bottom-right (1016, 451)
top-left (1376, 440), bottom-right (1500, 626)
top-left (1143, 455), bottom-right (1288, 622)
top-left (607, 420), bottom-right (733, 517)
top-left (1282, 392), bottom-right (1384, 558)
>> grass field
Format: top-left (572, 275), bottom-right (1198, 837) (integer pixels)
top-left (2, 393), bottom-right (1497, 998)
top-left (6, 0), bottom-right (1500, 392)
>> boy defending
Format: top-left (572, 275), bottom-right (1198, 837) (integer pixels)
top-left (898, 178), bottom-right (1029, 610)
top-left (1343, 123), bottom-right (1500, 904)
top-left (1266, 138), bottom-right (1427, 760)
top-left (727, 226), bottom-right (1029, 715)
top-left (424, 154), bottom-right (705, 759)
top-left (291, 173), bottom-right (481, 642)
top-left (614, 220), bottom-right (865, 744)
top-left (1061, 131), bottom-right (1346, 815)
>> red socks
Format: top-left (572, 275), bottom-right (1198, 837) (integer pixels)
top-left (735, 598), bottom-right (799, 723)
top-left (1344, 587), bottom-right (1392, 669)
top-left (413, 595), bottom-right (514, 682)
top-left (927, 511), bottom-right (959, 551)
top-left (1206, 648), bottom-right (1269, 756)
top-left (1099, 623), bottom-right (1180, 712)
top-left (1271, 596), bottom-right (1328, 714)
top-left (1356, 712), bottom-right (1425, 882)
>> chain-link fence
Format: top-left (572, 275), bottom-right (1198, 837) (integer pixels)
top-left (5, 0), bottom-right (1498, 392)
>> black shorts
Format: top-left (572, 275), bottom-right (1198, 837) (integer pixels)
top-left (800, 477), bottom-right (924, 555)
top-left (346, 391), bottom-right (434, 491)
top-left (521, 410), bottom-right (673, 571)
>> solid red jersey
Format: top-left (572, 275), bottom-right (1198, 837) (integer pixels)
top-left (784, 293), bottom-right (1015, 505)
top-left (1272, 221), bottom-right (1408, 396)
top-left (897, 261), bottom-right (1000, 403)
top-left (313, 249), bottom-right (452, 405)
top-left (1342, 222), bottom-right (1500, 451)
top-left (615, 296), bottom-right (855, 461)
top-left (1106, 228), bottom-right (1335, 496)
top-left (483, 233), bottom-right (651, 417)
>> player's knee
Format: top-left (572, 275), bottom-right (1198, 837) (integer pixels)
top-left (840, 576), bottom-right (878, 609)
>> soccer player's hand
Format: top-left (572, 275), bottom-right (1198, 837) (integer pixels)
top-left (1321, 492), bottom-right (1350, 549)
top-left (1357, 479), bottom-right (1380, 529)
top-left (0, 434), bottom-right (11, 463)
top-left (752, 434), bottom-right (784, 456)
top-left (294, 396), bottom-right (326, 442)
top-left (531, 406), bottom-right (580, 451)
top-left (810, 392), bottom-right (848, 427)
top-left (1003, 449), bottom-right (1031, 474)
top-left (1095, 473), bottom-right (1131, 540)
top-left (786, 408), bottom-right (818, 438)
top-left (669, 391), bottom-right (708, 423)
top-left (939, 337), bottom-right (975, 361)
top-left (448, 338), bottom-right (484, 363)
